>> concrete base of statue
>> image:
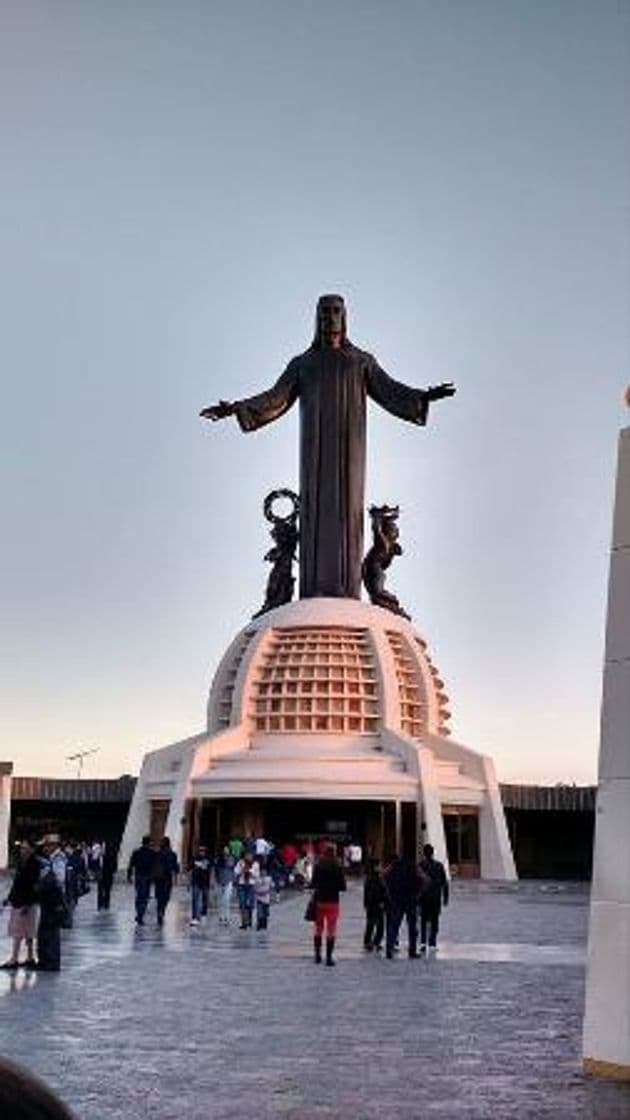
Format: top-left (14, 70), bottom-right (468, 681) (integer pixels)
top-left (583, 426), bottom-right (630, 1080)
top-left (120, 598), bottom-right (516, 881)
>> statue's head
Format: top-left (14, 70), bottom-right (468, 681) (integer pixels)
top-left (313, 294), bottom-right (347, 348)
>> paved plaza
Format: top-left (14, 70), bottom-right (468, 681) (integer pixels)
top-left (1, 878), bottom-right (629, 1119)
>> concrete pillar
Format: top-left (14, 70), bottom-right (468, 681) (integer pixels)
top-left (583, 424), bottom-right (630, 1080)
top-left (394, 800), bottom-right (402, 855)
top-left (0, 763), bottom-right (12, 870)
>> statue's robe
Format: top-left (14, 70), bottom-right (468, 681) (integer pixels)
top-left (235, 342), bottom-right (429, 599)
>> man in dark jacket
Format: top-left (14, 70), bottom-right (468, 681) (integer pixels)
top-left (383, 853), bottom-right (421, 959)
top-left (418, 844), bottom-right (449, 952)
top-left (153, 837), bottom-right (180, 926)
top-left (127, 835), bottom-right (155, 926)
top-left (96, 843), bottom-right (118, 911)
top-left (363, 859), bottom-right (386, 951)
top-left (310, 844), bottom-right (346, 966)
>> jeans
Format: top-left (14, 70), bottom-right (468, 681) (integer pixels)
top-left (191, 885), bottom-right (209, 921)
top-left (218, 882), bottom-right (232, 922)
top-left (135, 877), bottom-right (151, 923)
top-left (97, 878), bottom-right (113, 910)
top-left (364, 905), bottom-right (384, 948)
top-left (386, 901), bottom-right (417, 957)
top-left (237, 883), bottom-right (255, 926)
top-left (154, 879), bottom-right (172, 923)
top-left (256, 901), bottom-right (270, 930)
top-left (420, 901), bottom-right (441, 947)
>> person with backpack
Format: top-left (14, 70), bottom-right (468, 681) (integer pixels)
top-left (418, 843), bottom-right (449, 953)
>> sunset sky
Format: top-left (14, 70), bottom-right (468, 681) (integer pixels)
top-left (1, 1), bottom-right (628, 783)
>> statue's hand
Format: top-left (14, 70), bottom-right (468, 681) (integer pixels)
top-left (425, 382), bottom-right (456, 401)
top-left (199, 400), bottom-right (235, 421)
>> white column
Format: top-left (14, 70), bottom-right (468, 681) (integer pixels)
top-left (394, 800), bottom-right (402, 854)
top-left (0, 763), bottom-right (12, 870)
top-left (583, 425), bottom-right (630, 1079)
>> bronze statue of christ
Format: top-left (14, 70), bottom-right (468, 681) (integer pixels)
top-left (201, 295), bottom-right (455, 600)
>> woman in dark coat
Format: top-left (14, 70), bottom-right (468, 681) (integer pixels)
top-left (35, 850), bottom-right (67, 972)
top-left (310, 843), bottom-right (346, 966)
top-left (1, 839), bottom-right (40, 969)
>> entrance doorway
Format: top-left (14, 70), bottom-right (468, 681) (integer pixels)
top-left (191, 798), bottom-right (418, 862)
top-left (443, 806), bottom-right (480, 877)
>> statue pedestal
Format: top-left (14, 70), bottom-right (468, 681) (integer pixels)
top-left (120, 598), bottom-right (516, 882)
top-left (583, 427), bottom-right (630, 1080)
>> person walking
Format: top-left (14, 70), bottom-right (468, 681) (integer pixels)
top-left (310, 843), bottom-right (346, 966)
top-left (35, 840), bottom-right (68, 972)
top-left (418, 843), bottom-right (449, 953)
top-left (1, 839), bottom-right (40, 969)
top-left (189, 844), bottom-right (211, 926)
top-left (95, 842), bottom-right (117, 911)
top-left (362, 858), bottom-right (386, 951)
top-left (234, 852), bottom-right (259, 929)
top-left (214, 846), bottom-right (236, 925)
top-left (255, 863), bottom-right (272, 930)
top-left (153, 837), bottom-right (180, 926)
top-left (383, 853), bottom-right (421, 959)
top-left (127, 835), bottom-right (155, 926)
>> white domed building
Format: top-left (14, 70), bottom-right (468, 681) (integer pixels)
top-left (120, 597), bottom-right (515, 879)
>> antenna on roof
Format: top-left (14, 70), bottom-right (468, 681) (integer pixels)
top-left (65, 747), bottom-right (99, 779)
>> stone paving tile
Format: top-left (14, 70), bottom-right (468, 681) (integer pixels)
top-left (0, 879), bottom-right (629, 1119)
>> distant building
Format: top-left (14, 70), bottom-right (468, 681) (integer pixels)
top-left (0, 764), bottom-right (595, 879)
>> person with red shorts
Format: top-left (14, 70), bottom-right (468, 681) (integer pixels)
top-left (310, 843), bottom-right (346, 966)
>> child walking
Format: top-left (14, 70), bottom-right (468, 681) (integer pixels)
top-left (255, 864), bottom-right (272, 930)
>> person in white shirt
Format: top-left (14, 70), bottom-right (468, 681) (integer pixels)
top-left (348, 842), bottom-right (363, 875)
top-left (234, 854), bottom-right (259, 929)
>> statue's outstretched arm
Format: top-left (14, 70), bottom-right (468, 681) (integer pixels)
top-left (200, 360), bottom-right (299, 433)
top-left (366, 356), bottom-right (455, 425)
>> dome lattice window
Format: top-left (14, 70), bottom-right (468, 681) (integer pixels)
top-left (211, 630), bottom-right (256, 732)
top-left (250, 626), bottom-right (380, 735)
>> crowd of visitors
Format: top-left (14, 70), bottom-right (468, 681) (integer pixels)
top-left (3, 830), bottom-right (449, 972)
top-left (1, 836), bottom-right (117, 972)
top-left (361, 845), bottom-right (449, 958)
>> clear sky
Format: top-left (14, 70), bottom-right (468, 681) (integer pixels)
top-left (1, 1), bottom-right (628, 784)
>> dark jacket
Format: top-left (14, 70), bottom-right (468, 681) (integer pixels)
top-left (99, 846), bottom-right (118, 884)
top-left (383, 857), bottom-right (420, 907)
top-left (127, 844), bottom-right (156, 882)
top-left (363, 870), bottom-right (386, 911)
top-left (419, 857), bottom-right (449, 910)
top-left (36, 865), bottom-right (68, 927)
top-left (311, 857), bottom-right (346, 903)
top-left (7, 853), bottom-right (40, 908)
top-left (153, 848), bottom-right (180, 884)
top-left (191, 856), bottom-right (211, 890)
